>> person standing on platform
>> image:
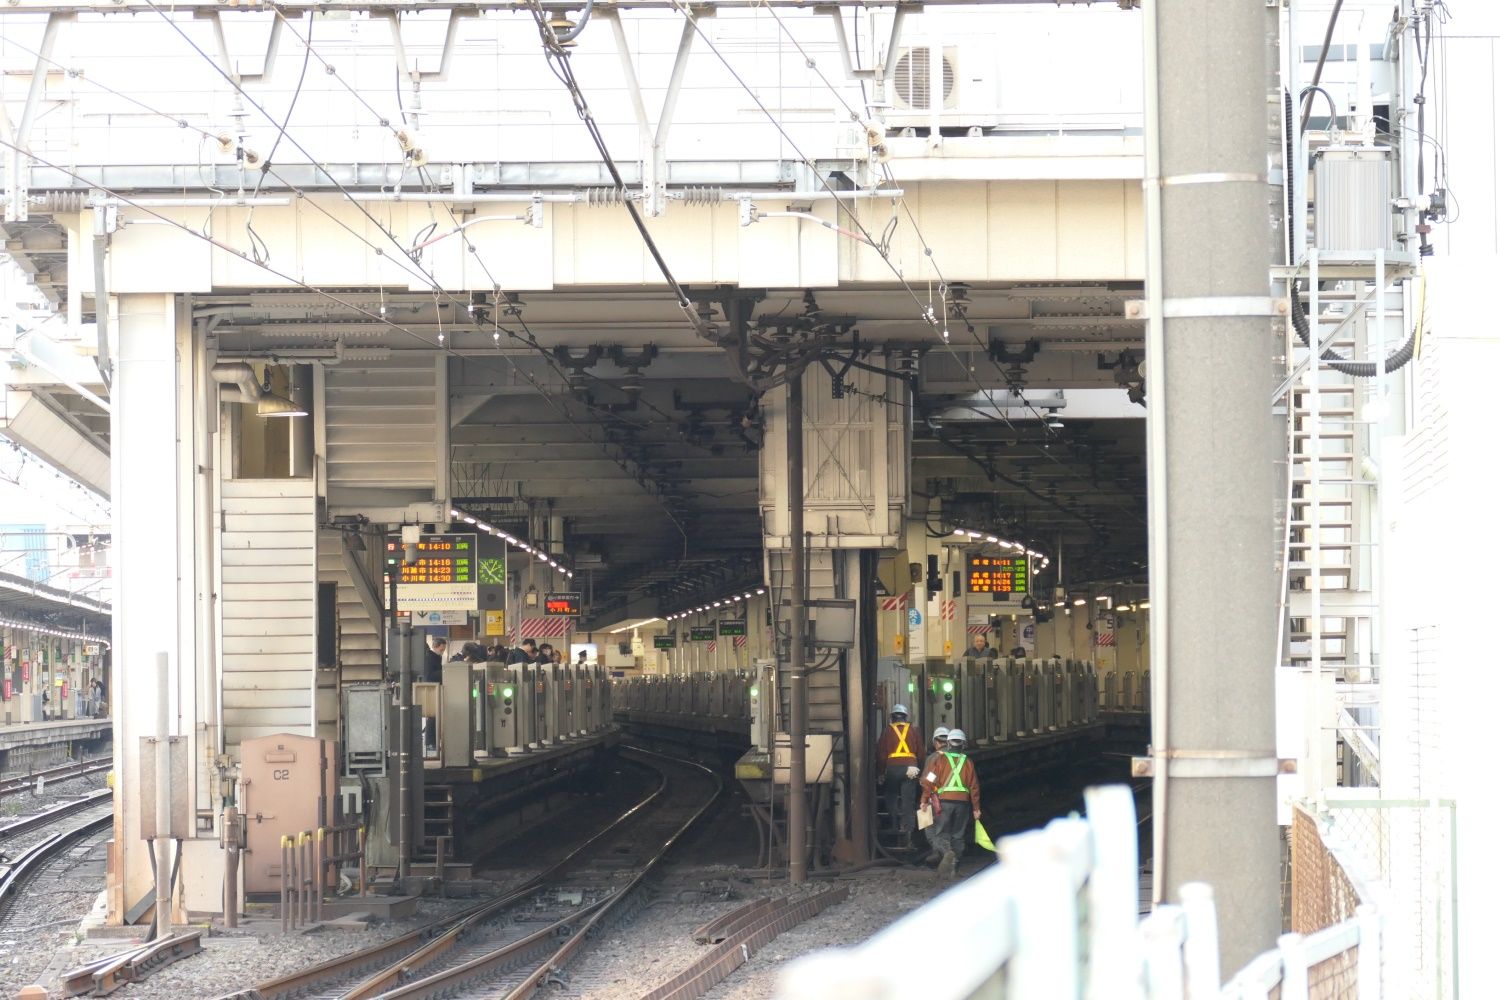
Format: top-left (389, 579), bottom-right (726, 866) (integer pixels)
top-left (920, 728), bottom-right (981, 879)
top-left (875, 704), bottom-right (924, 844)
top-left (423, 636), bottom-right (447, 682)
top-left (507, 639), bottom-right (538, 665)
top-left (962, 632), bottom-right (999, 659)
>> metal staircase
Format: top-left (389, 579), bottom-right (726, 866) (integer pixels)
top-left (1284, 275), bottom-right (1404, 790)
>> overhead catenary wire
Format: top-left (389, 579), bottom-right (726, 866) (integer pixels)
top-left (133, 0), bottom-right (699, 531)
top-left (206, 12), bottom-right (725, 514)
top-left (721, 2), bottom-right (1070, 456)
top-left (523, 0), bottom-right (710, 342)
top-left (1, 137), bottom-right (689, 548)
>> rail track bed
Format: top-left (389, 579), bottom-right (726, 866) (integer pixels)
top-left (218, 746), bottom-right (722, 1000)
top-left (0, 756), bottom-right (112, 800)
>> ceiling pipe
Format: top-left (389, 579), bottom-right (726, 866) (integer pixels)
top-left (210, 362), bottom-right (263, 401)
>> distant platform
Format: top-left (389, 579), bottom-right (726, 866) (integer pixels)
top-left (0, 717), bottom-right (112, 753)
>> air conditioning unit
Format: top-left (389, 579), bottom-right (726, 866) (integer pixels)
top-left (885, 41), bottom-right (1002, 130)
top-left (891, 46), bottom-right (960, 113)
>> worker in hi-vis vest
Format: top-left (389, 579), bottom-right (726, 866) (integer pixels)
top-left (876, 704), bottom-right (925, 843)
top-left (919, 728), bottom-right (982, 879)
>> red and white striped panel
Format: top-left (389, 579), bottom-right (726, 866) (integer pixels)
top-left (707, 640), bottom-right (718, 653)
top-left (518, 616), bottom-right (572, 639)
top-left (941, 600), bottom-right (956, 622)
top-left (1095, 632), bottom-right (1117, 647)
top-left (966, 624), bottom-right (992, 636)
top-left (733, 634), bottom-right (748, 648)
top-left (879, 593), bottom-right (910, 612)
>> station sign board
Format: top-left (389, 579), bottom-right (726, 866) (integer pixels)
top-left (966, 555), bottom-right (1029, 596)
top-left (387, 534), bottom-right (478, 611)
top-left (718, 619), bottom-right (747, 637)
top-left (654, 633), bottom-right (677, 650)
top-left (544, 592), bottom-right (582, 616)
top-left (689, 625), bottom-right (716, 642)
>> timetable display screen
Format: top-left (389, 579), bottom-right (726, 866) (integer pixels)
top-left (967, 555), bottom-right (1029, 595)
top-left (385, 534), bottom-right (479, 611)
top-left (544, 592), bottom-right (581, 617)
top-left (718, 619), bottom-right (747, 637)
top-left (387, 536), bottom-right (476, 584)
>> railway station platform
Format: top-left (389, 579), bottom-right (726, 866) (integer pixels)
top-left (0, 718), bottom-right (112, 772)
top-left (420, 728), bottom-right (620, 863)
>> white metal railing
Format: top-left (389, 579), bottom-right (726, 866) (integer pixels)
top-left (774, 784), bottom-right (1381, 1000)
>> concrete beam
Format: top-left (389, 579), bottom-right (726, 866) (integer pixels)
top-left (0, 387), bottom-right (110, 496)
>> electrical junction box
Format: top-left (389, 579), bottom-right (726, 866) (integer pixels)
top-left (1314, 146), bottom-right (1397, 254)
top-left (773, 732), bottom-right (835, 785)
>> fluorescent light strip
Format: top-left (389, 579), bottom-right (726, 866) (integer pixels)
top-left (0, 616), bottom-right (110, 646)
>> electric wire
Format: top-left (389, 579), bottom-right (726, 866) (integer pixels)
top-left (1, 137), bottom-right (683, 555)
top-left (727, 2), bottom-right (1072, 457)
top-left (522, 0), bottom-right (710, 342)
top-left (136, 0), bottom-right (697, 535)
top-left (0, 35), bottom-right (220, 142)
top-left (244, 12), bottom-right (315, 264)
top-left (249, 13), bottom-right (727, 463)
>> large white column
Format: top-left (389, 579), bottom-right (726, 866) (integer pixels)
top-left (109, 294), bottom-right (202, 925)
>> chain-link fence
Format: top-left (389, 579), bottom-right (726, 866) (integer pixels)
top-left (1297, 795), bottom-right (1458, 1000)
top-left (1287, 805), bottom-right (1361, 998)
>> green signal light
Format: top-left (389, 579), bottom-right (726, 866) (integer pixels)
top-left (750, 686), bottom-right (759, 697)
top-left (907, 682), bottom-right (915, 692)
top-left (502, 687), bottom-right (515, 699)
top-left (942, 680), bottom-right (954, 694)
top-left (472, 685), bottom-right (479, 699)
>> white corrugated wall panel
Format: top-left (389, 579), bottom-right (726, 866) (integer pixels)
top-left (219, 479), bottom-right (317, 749)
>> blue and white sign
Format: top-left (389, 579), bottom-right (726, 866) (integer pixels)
top-left (908, 607), bottom-right (923, 629)
top-left (1021, 622), bottom-right (1036, 652)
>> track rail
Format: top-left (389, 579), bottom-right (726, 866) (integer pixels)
top-left (0, 811), bottom-right (112, 919)
top-left (223, 745), bottom-right (722, 1000)
top-left (0, 757), bottom-right (112, 799)
top-left (0, 788), bottom-right (112, 839)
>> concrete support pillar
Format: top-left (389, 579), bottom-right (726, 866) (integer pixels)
top-left (110, 293), bottom-right (202, 925)
top-left (1146, 0), bottom-right (1281, 971)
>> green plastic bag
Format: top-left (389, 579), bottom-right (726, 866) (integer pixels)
top-left (974, 819), bottom-right (995, 852)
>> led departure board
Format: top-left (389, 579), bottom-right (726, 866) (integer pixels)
top-left (967, 555), bottom-right (1029, 595)
top-left (544, 592), bottom-right (581, 617)
top-left (689, 625), bottom-right (716, 642)
top-left (718, 619), bottom-right (747, 637)
top-left (386, 534), bottom-right (479, 611)
top-left (654, 633), bottom-right (677, 650)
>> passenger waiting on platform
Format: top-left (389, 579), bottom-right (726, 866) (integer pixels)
top-left (424, 636), bottom-right (447, 683)
top-left (920, 728), bottom-right (982, 879)
top-left (875, 704), bottom-right (924, 844)
top-left (507, 639), bottom-right (538, 665)
top-left (454, 641), bottom-right (487, 663)
top-left (962, 633), bottom-right (999, 659)
top-left (91, 678), bottom-right (106, 717)
top-left (486, 642), bottom-right (506, 662)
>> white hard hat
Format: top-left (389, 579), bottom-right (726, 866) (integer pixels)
top-left (947, 729), bottom-right (968, 743)
top-left (891, 704), bottom-right (909, 716)
top-left (934, 726), bottom-right (951, 738)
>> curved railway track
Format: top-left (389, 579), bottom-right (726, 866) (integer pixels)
top-left (0, 810), bottom-right (113, 922)
top-left (221, 746), bottom-right (722, 1000)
